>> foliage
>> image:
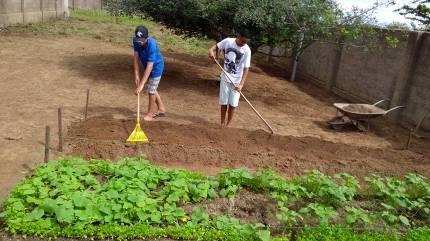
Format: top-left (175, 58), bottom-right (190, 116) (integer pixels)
top-left (364, 174), bottom-right (430, 227)
top-left (104, 0), bottom-right (398, 49)
top-left (1, 158), bottom-right (430, 241)
top-left (386, 21), bottom-right (412, 30)
top-left (104, 0), bottom-right (399, 81)
top-left (397, 1), bottom-right (430, 30)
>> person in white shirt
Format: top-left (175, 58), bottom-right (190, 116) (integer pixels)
top-left (208, 29), bottom-right (252, 127)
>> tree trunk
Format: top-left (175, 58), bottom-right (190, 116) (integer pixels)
top-left (290, 30), bottom-right (305, 82)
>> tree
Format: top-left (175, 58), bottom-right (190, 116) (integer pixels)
top-left (248, 0), bottom-right (395, 81)
top-left (386, 21), bottom-right (412, 30)
top-left (105, 0), bottom-right (397, 81)
top-left (397, 0), bottom-right (430, 30)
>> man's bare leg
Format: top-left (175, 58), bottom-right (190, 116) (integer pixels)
top-left (220, 105), bottom-right (228, 126)
top-left (144, 94), bottom-right (157, 121)
top-left (155, 92), bottom-right (166, 114)
top-left (226, 105), bottom-right (236, 127)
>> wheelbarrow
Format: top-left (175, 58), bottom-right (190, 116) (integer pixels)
top-left (328, 100), bottom-right (404, 131)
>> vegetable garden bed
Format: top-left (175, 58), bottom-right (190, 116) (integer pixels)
top-left (1, 158), bottom-right (429, 241)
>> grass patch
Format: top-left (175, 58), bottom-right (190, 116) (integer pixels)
top-left (2, 10), bottom-right (213, 56)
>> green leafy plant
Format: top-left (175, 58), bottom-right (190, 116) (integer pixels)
top-left (299, 203), bottom-right (339, 226)
top-left (2, 158), bottom-right (430, 241)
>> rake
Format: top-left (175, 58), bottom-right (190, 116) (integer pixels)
top-left (214, 59), bottom-right (275, 135)
top-left (127, 93), bottom-right (149, 143)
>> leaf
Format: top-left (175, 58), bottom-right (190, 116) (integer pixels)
top-left (299, 207), bottom-right (309, 214)
top-left (72, 192), bottom-right (88, 208)
top-left (99, 206), bottom-right (112, 215)
top-left (22, 189), bottom-right (36, 195)
top-left (399, 215), bottom-right (410, 226)
top-left (105, 189), bottom-right (119, 199)
top-left (166, 192), bottom-right (180, 203)
top-left (174, 208), bottom-right (185, 217)
top-left (123, 202), bottom-right (133, 210)
top-left (24, 208), bottom-right (44, 221)
top-left (381, 203), bottom-right (394, 210)
top-left (345, 215), bottom-right (356, 224)
top-left (208, 189), bottom-right (217, 199)
top-left (12, 201), bottom-right (26, 211)
top-left (256, 230), bottom-right (270, 241)
top-left (150, 212), bottom-right (161, 223)
top-left (40, 199), bottom-right (58, 214)
top-left (56, 206), bottom-right (74, 224)
top-left (220, 188), bottom-right (229, 197)
top-left (388, 214), bottom-right (398, 224)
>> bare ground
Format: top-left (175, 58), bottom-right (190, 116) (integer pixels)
top-left (1, 34), bottom-right (429, 202)
top-left (1, 33), bottom-right (430, 240)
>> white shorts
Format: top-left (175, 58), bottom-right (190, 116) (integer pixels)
top-left (219, 80), bottom-right (240, 107)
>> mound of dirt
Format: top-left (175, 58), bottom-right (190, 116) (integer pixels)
top-left (182, 189), bottom-right (280, 229)
top-left (65, 115), bottom-right (430, 179)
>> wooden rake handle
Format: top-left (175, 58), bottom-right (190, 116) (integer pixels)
top-left (137, 93), bottom-right (141, 123)
top-left (214, 59), bottom-right (275, 135)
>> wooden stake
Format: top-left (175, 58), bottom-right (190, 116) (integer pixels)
top-left (85, 89), bottom-right (90, 120)
top-left (44, 126), bottom-right (50, 163)
top-left (58, 107), bottom-right (63, 152)
top-left (405, 128), bottom-right (414, 150)
top-left (406, 110), bottom-right (430, 150)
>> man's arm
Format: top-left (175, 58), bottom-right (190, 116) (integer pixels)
top-left (208, 44), bottom-right (217, 61)
top-left (235, 67), bottom-right (249, 92)
top-left (133, 52), bottom-right (140, 87)
top-left (135, 62), bottom-right (154, 95)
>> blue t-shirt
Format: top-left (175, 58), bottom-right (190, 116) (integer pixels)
top-left (133, 36), bottom-right (164, 78)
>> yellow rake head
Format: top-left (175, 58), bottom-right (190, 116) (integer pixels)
top-left (127, 121), bottom-right (149, 144)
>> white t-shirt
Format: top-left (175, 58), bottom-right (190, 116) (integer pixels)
top-left (217, 38), bottom-right (251, 84)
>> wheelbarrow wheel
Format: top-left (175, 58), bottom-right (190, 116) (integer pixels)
top-left (356, 120), bottom-right (368, 132)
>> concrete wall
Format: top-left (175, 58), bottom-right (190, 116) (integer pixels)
top-left (299, 42), bottom-right (339, 87)
top-left (402, 33), bottom-right (430, 129)
top-left (0, 0), bottom-right (68, 26)
top-left (333, 33), bottom-right (410, 106)
top-left (68, 0), bottom-right (103, 10)
top-left (260, 31), bottom-right (430, 129)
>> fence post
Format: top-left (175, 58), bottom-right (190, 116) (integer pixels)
top-left (58, 108), bottom-right (63, 152)
top-left (44, 126), bottom-right (51, 163)
top-left (85, 89), bottom-right (90, 119)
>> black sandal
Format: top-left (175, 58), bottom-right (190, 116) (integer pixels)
top-left (154, 112), bottom-right (166, 118)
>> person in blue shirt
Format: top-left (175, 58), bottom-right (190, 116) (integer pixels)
top-left (133, 26), bottom-right (166, 121)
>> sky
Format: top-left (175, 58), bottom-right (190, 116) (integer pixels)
top-left (338, 0), bottom-right (413, 25)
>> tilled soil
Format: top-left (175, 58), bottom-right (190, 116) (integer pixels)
top-left (65, 115), bottom-right (430, 179)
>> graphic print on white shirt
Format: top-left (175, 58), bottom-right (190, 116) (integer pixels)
top-left (224, 48), bottom-right (244, 75)
top-left (217, 38), bottom-right (251, 84)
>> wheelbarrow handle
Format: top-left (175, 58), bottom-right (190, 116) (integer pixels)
top-left (385, 106), bottom-right (404, 114)
top-left (372, 99), bottom-right (386, 106)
